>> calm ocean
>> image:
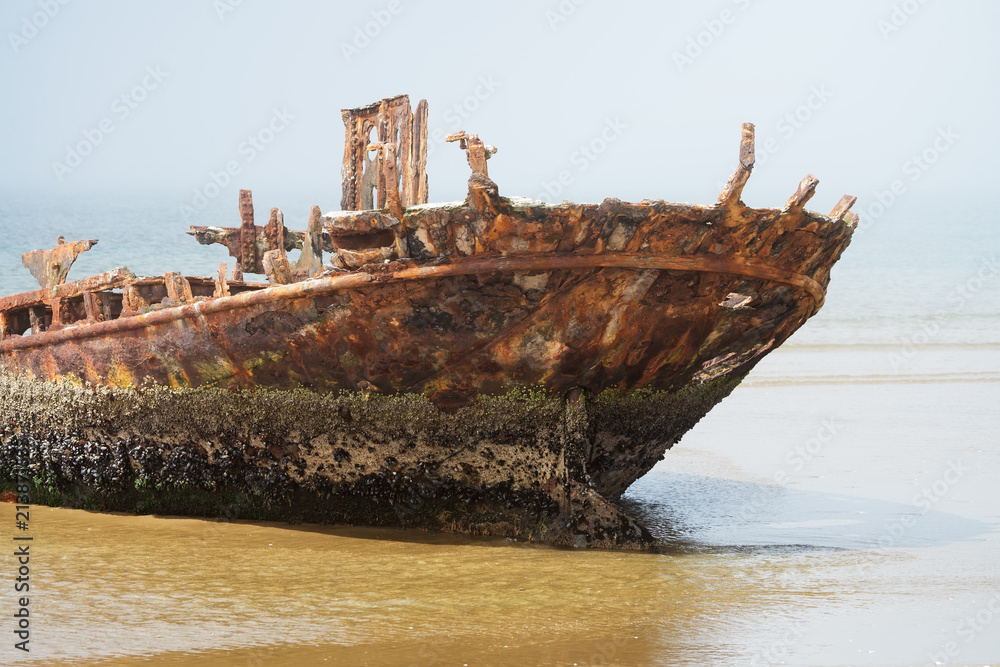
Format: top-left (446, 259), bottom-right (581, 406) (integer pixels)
top-left (0, 193), bottom-right (998, 665)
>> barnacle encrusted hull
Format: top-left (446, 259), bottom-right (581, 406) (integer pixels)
top-left (0, 107), bottom-right (858, 549)
top-left (0, 374), bottom-right (743, 550)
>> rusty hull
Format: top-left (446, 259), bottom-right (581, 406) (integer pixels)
top-left (0, 194), bottom-right (851, 405)
top-left (0, 116), bottom-right (856, 550)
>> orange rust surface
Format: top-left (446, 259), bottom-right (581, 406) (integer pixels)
top-left (0, 196), bottom-right (851, 409)
top-left (0, 114), bottom-right (855, 410)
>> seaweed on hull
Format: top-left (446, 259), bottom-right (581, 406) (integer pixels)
top-left (0, 95), bottom-right (856, 550)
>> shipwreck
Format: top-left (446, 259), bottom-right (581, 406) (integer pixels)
top-left (0, 95), bottom-right (856, 550)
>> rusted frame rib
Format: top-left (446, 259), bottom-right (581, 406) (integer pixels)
top-left (82, 292), bottom-right (101, 323)
top-left (0, 252), bottom-right (825, 352)
top-left (341, 95), bottom-right (429, 212)
top-left (239, 189), bottom-right (257, 274)
top-left (718, 123), bottom-right (755, 207)
top-left (0, 267), bottom-right (135, 312)
top-left (829, 195), bottom-right (858, 221)
top-left (785, 175), bottom-right (819, 212)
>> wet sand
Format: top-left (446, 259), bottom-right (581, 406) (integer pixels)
top-left (3, 344), bottom-right (998, 666)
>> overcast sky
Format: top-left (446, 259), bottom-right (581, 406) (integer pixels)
top-left (1, 0), bottom-right (997, 222)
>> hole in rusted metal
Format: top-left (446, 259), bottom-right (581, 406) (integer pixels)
top-left (330, 229), bottom-right (396, 251)
top-left (719, 292), bottom-right (753, 309)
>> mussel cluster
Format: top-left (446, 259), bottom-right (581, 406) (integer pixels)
top-left (0, 427), bottom-right (295, 502)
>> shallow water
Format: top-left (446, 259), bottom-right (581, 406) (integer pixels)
top-left (2, 360), bottom-right (997, 666)
top-left (1, 197), bottom-right (999, 665)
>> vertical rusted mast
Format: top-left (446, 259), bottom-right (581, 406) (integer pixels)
top-left (375, 98), bottom-right (388, 210)
top-left (295, 205), bottom-right (324, 277)
top-left (238, 189), bottom-right (256, 276)
top-left (412, 99), bottom-right (429, 204)
top-left (717, 122), bottom-right (755, 212)
top-left (340, 94), bottom-right (429, 212)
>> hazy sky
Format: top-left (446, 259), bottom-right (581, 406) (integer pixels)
top-left (2, 0), bottom-right (997, 223)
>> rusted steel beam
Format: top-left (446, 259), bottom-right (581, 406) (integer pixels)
top-left (122, 285), bottom-right (148, 315)
top-left (193, 196), bottom-right (337, 277)
top-left (239, 189), bottom-right (258, 274)
top-left (49, 297), bottom-right (65, 328)
top-left (718, 123), bottom-right (755, 208)
top-left (263, 207), bottom-right (284, 253)
top-left (27, 306), bottom-right (44, 334)
top-left (342, 97), bottom-right (389, 210)
top-left (21, 237), bottom-right (98, 290)
top-left (98, 292), bottom-right (113, 321)
top-left (412, 99), bottom-right (429, 205)
top-left (82, 292), bottom-right (101, 323)
top-left (340, 94), bottom-right (429, 211)
top-left (214, 264), bottom-right (231, 299)
top-left (164, 272), bottom-right (193, 303)
top-left (189, 225), bottom-right (311, 254)
top-left (294, 206), bottom-right (324, 278)
top-left (0, 267), bottom-right (135, 311)
top-left (261, 209), bottom-right (292, 284)
top-left (191, 197), bottom-right (338, 270)
top-left (188, 226), bottom-right (241, 257)
top-left (262, 250), bottom-right (293, 284)
top-left (368, 142), bottom-right (405, 222)
top-left (446, 132), bottom-right (497, 178)
top-left (785, 174), bottom-right (819, 212)
top-left (0, 311), bottom-right (8, 340)
top-left (375, 100), bottom-right (389, 210)
top-left (829, 194), bottom-right (858, 221)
